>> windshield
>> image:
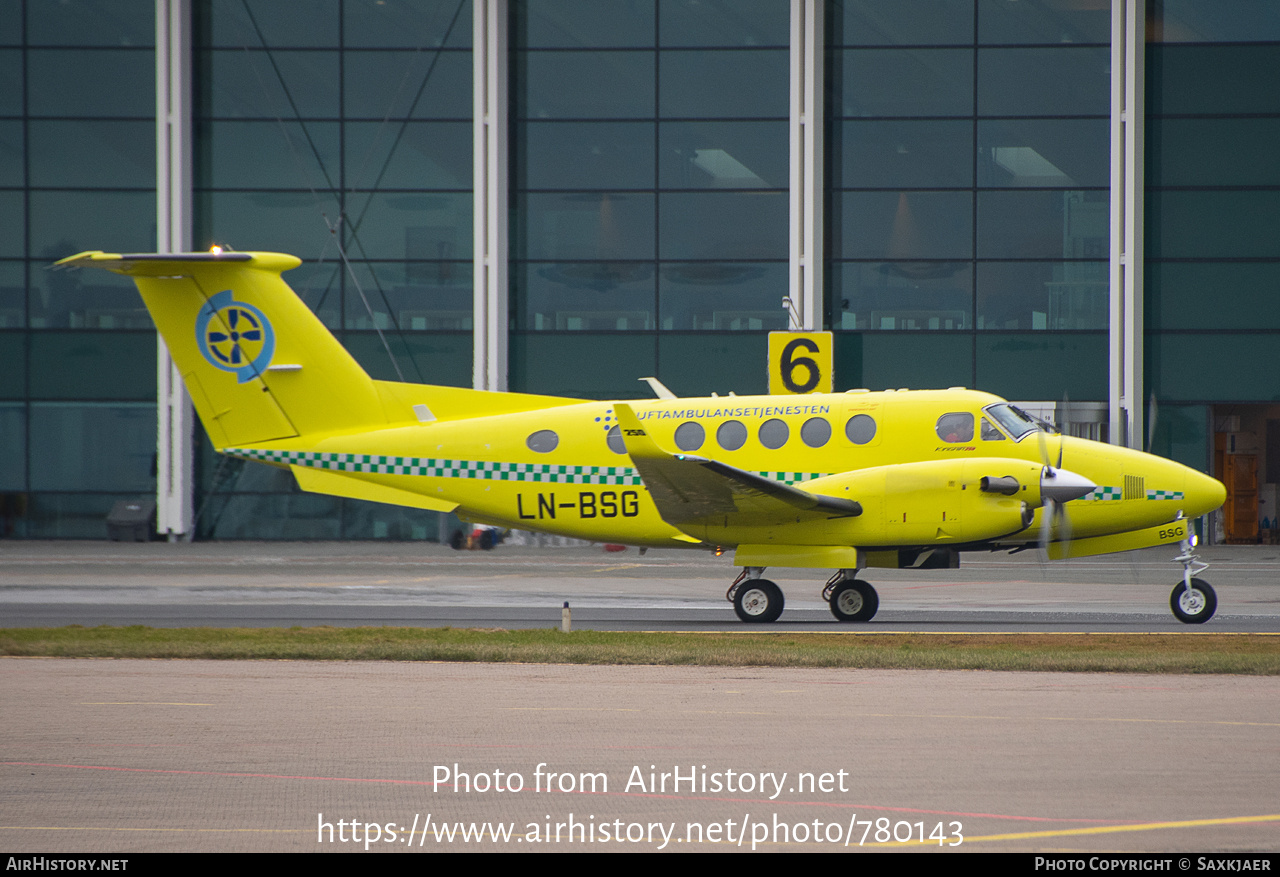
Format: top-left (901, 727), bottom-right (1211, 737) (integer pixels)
top-left (983, 402), bottom-right (1044, 442)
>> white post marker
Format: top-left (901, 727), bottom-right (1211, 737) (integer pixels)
top-left (561, 601), bottom-right (571, 633)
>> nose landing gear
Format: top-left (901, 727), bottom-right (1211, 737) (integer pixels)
top-left (1171, 529), bottom-right (1215, 624)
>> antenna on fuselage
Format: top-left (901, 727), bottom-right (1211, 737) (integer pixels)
top-left (639, 376), bottom-right (676, 400)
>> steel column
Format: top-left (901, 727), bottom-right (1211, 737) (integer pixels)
top-left (789, 0), bottom-right (824, 330)
top-left (473, 0), bottom-right (509, 391)
top-left (155, 0), bottom-right (194, 538)
top-left (1109, 0), bottom-right (1145, 447)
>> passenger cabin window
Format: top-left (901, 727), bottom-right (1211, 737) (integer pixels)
top-left (717, 420), bottom-right (747, 451)
top-left (845, 414), bottom-right (876, 445)
top-left (936, 412), bottom-right (974, 443)
top-left (607, 425), bottom-right (625, 453)
top-left (801, 417), bottom-right (832, 448)
top-left (758, 418), bottom-right (788, 449)
top-left (527, 429), bottom-right (559, 453)
top-left (674, 421), bottom-right (705, 451)
top-left (980, 418), bottom-right (1006, 441)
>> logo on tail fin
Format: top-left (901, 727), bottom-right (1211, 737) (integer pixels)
top-left (196, 289), bottom-right (276, 383)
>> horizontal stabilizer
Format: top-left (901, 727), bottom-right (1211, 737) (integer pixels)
top-left (54, 250), bottom-right (591, 446)
top-left (292, 466), bottom-right (459, 513)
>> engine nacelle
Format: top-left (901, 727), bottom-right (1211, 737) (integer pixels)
top-left (806, 457), bottom-right (1046, 545)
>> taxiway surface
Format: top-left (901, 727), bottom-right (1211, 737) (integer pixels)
top-left (3, 541), bottom-right (1279, 854)
top-left (2, 540), bottom-right (1279, 631)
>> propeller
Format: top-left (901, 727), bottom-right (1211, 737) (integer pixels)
top-left (1036, 393), bottom-right (1093, 560)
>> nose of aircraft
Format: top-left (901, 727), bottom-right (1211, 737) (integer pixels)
top-left (1183, 466), bottom-right (1227, 519)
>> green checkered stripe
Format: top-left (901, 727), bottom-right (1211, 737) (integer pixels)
top-left (225, 448), bottom-right (644, 485)
top-left (226, 448), bottom-right (825, 487)
top-left (762, 471), bottom-right (823, 483)
top-left (1088, 486), bottom-right (1185, 501)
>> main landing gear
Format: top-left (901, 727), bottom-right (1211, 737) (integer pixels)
top-left (1170, 532), bottom-right (1216, 624)
top-left (823, 571), bottom-right (879, 623)
top-left (726, 568), bottom-right (880, 624)
top-left (728, 568), bottom-right (785, 623)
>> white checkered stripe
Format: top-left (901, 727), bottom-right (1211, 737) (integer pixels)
top-left (1146, 489), bottom-right (1184, 500)
top-left (225, 448), bottom-right (645, 485)
top-left (225, 448), bottom-right (824, 488)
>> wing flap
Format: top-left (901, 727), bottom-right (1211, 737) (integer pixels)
top-left (613, 403), bottom-right (860, 529)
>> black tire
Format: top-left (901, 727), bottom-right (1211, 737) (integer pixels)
top-left (734, 579), bottom-right (784, 624)
top-left (1170, 578), bottom-right (1216, 624)
top-left (829, 579), bottom-right (879, 622)
top-left (449, 530), bottom-right (465, 550)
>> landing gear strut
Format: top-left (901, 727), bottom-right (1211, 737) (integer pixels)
top-left (823, 570), bottom-right (879, 622)
top-left (728, 568), bottom-right (784, 623)
top-left (1170, 528), bottom-right (1215, 624)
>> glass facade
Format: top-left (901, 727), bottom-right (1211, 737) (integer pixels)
top-left (1, 0), bottom-right (158, 538)
top-left (1146, 1), bottom-right (1280, 404)
top-left (509, 0), bottom-right (788, 399)
top-left (1, 0), bottom-right (1277, 538)
top-left (190, 0), bottom-right (473, 538)
top-left (828, 0), bottom-right (1110, 401)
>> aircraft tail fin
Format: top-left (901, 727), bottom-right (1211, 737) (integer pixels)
top-left (55, 250), bottom-right (385, 448)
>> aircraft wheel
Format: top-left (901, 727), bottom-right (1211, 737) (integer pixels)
top-left (829, 579), bottom-right (878, 623)
top-left (1170, 578), bottom-right (1216, 624)
top-left (734, 579), bottom-right (784, 624)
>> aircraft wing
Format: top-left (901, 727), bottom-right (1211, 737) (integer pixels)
top-left (613, 404), bottom-right (860, 528)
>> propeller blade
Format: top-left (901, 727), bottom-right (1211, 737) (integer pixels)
top-left (1038, 498), bottom-right (1058, 565)
top-left (1057, 392), bottom-right (1069, 469)
top-left (1056, 497), bottom-right (1073, 548)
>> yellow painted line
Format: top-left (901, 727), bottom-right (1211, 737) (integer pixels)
top-left (959, 812), bottom-right (1280, 845)
top-left (79, 702), bottom-right (212, 706)
top-left (685, 813), bottom-right (1280, 848)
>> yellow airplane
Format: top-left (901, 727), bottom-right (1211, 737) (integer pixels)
top-left (56, 249), bottom-right (1228, 625)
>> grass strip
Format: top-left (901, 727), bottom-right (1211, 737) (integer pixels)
top-left (2, 626), bottom-right (1279, 674)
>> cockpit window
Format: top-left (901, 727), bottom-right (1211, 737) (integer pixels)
top-left (984, 402), bottom-right (1042, 441)
top-left (936, 412), bottom-right (974, 443)
top-left (980, 417), bottom-right (1006, 441)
